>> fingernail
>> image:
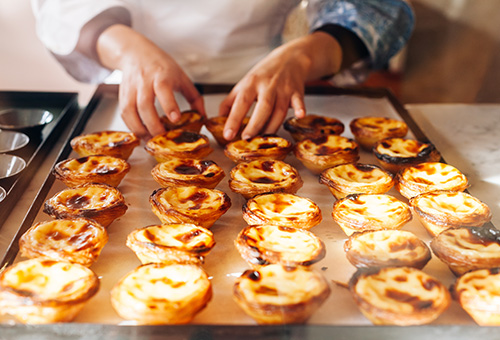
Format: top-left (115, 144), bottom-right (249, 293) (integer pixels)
top-left (224, 128), bottom-right (234, 141)
top-left (170, 111), bottom-right (180, 122)
top-left (241, 133), bottom-right (252, 140)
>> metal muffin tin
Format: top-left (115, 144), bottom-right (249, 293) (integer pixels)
top-left (0, 130), bottom-right (29, 153)
top-left (0, 108), bottom-right (54, 133)
top-left (0, 154), bottom-right (26, 180)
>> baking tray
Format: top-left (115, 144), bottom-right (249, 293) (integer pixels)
top-left (0, 84), bottom-right (497, 340)
top-left (0, 91), bottom-right (79, 230)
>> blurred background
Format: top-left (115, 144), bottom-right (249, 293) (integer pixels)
top-left (1, 0), bottom-right (499, 106)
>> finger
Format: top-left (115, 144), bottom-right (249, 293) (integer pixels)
top-left (218, 91), bottom-right (236, 118)
top-left (241, 90), bottom-right (276, 140)
top-left (179, 79), bottom-right (206, 117)
top-left (155, 81), bottom-right (182, 125)
top-left (137, 83), bottom-right (166, 137)
top-left (291, 91), bottom-right (306, 118)
top-left (119, 84), bottom-right (150, 139)
top-left (223, 89), bottom-right (257, 141)
top-left (262, 95), bottom-right (289, 135)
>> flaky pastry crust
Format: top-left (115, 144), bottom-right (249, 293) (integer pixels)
top-left (235, 224), bottom-right (326, 268)
top-left (126, 223), bottom-right (215, 265)
top-left (151, 159), bottom-right (225, 189)
top-left (224, 135), bottom-right (292, 163)
top-left (409, 190), bottom-right (491, 237)
top-left (0, 259), bottom-right (99, 324)
top-left (349, 266), bottom-right (450, 325)
top-left (145, 129), bottom-right (213, 162)
top-left (110, 263), bottom-right (212, 324)
top-left (332, 193), bottom-right (412, 236)
top-left (349, 116), bottom-right (408, 150)
top-left (430, 226), bottom-right (500, 276)
top-left (283, 114), bottom-right (344, 142)
top-left (70, 130), bottom-right (140, 160)
top-left (319, 163), bottom-right (394, 199)
top-left (160, 110), bottom-right (205, 133)
top-left (395, 162), bottom-right (469, 199)
top-left (373, 138), bottom-right (441, 173)
top-left (149, 186), bottom-right (231, 229)
top-left (242, 193), bottom-right (321, 230)
top-left (53, 155), bottom-right (130, 188)
top-left (452, 268), bottom-right (500, 326)
top-left (233, 264), bottom-right (331, 324)
top-left (229, 160), bottom-right (303, 199)
top-left (294, 134), bottom-right (359, 174)
top-left (43, 183), bottom-right (127, 228)
top-left (19, 218), bottom-right (108, 267)
top-left (205, 116), bottom-right (249, 146)
top-left (344, 230), bottom-right (431, 269)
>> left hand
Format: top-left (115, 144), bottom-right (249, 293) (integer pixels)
top-left (219, 31), bottom-right (342, 141)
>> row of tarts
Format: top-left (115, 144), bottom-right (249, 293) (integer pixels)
top-left (0, 111), bottom-right (497, 326)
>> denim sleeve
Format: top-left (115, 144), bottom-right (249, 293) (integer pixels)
top-left (307, 0), bottom-right (414, 69)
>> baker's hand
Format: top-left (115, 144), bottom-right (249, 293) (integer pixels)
top-left (97, 25), bottom-right (205, 139)
top-left (219, 31), bottom-right (342, 141)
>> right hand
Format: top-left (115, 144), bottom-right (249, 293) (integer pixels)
top-left (97, 25), bottom-right (205, 139)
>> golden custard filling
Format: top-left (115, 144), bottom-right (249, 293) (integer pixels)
top-left (410, 191), bottom-right (490, 223)
top-left (374, 138), bottom-right (430, 158)
top-left (352, 116), bottom-right (407, 134)
top-left (130, 224), bottom-right (214, 253)
top-left (454, 269), bottom-right (500, 307)
top-left (346, 230), bottom-right (429, 263)
top-left (55, 186), bottom-right (122, 210)
top-left (228, 136), bottom-right (291, 152)
top-left (324, 163), bottom-right (392, 185)
top-left (150, 130), bottom-right (208, 152)
top-left (236, 265), bottom-right (329, 306)
top-left (400, 162), bottom-right (468, 187)
top-left (232, 160), bottom-right (297, 185)
top-left (154, 159), bottom-right (221, 179)
top-left (0, 259), bottom-right (98, 303)
top-left (157, 186), bottom-right (226, 216)
top-left (334, 194), bottom-right (410, 226)
top-left (245, 193), bottom-right (320, 225)
top-left (296, 135), bottom-right (357, 155)
top-left (436, 228), bottom-right (500, 258)
top-left (78, 131), bottom-right (137, 148)
top-left (114, 264), bottom-right (210, 303)
top-left (58, 156), bottom-right (127, 174)
top-left (353, 267), bottom-right (448, 314)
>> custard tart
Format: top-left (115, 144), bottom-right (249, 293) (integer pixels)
top-left (224, 135), bottom-right (292, 163)
top-left (294, 135), bottom-right (359, 174)
top-left (395, 162), bottom-right (469, 199)
top-left (70, 130), bottom-right (140, 160)
top-left (349, 266), bottom-right (450, 325)
top-left (19, 218), bottom-right (108, 267)
top-left (43, 183), bottom-right (127, 228)
top-left (373, 138), bottom-right (441, 174)
top-left (332, 193), bottom-right (412, 236)
top-left (150, 186), bottom-right (231, 229)
top-left (409, 190), bottom-right (491, 237)
top-left (110, 263), bottom-right (212, 325)
top-left (242, 193), bottom-right (321, 230)
top-left (145, 129), bottom-right (213, 162)
top-left (349, 116), bottom-right (408, 151)
top-left (126, 223), bottom-right (215, 265)
top-left (344, 230), bottom-right (431, 270)
top-left (229, 160), bottom-right (303, 199)
top-left (430, 226), bottom-right (500, 276)
top-left (0, 258), bottom-right (99, 324)
top-left (233, 264), bottom-right (331, 324)
top-left (452, 268), bottom-right (500, 326)
top-left (319, 163), bottom-right (394, 199)
top-left (160, 109), bottom-right (204, 133)
top-left (283, 114), bottom-right (344, 142)
top-left (53, 155), bottom-right (130, 188)
top-left (235, 224), bottom-right (326, 268)
top-left (205, 115), bottom-right (249, 146)
top-left (151, 159), bottom-right (225, 189)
